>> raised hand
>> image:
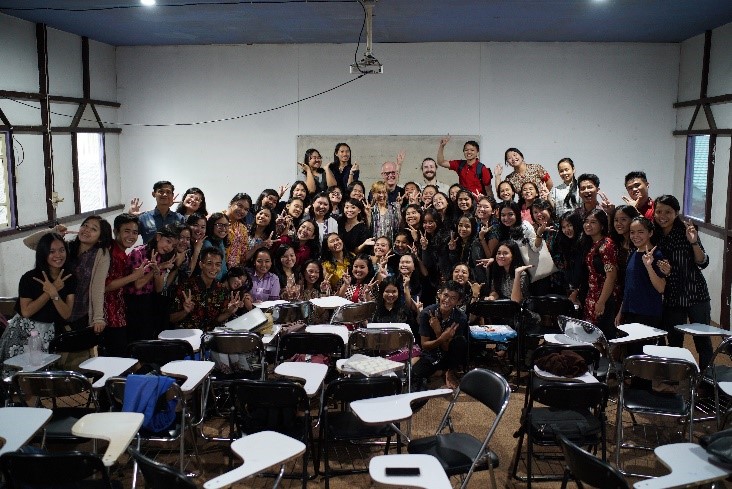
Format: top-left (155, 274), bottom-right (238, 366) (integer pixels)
top-left (342, 272), bottom-right (352, 286)
top-left (172, 193), bottom-right (180, 204)
top-left (263, 231), bottom-right (275, 249)
top-left (362, 237), bottom-right (376, 248)
top-left (51, 269), bottom-right (73, 291)
top-left (420, 231), bottom-right (428, 250)
top-left (298, 162), bottom-right (309, 173)
top-left (396, 150), bottom-right (405, 168)
top-left (227, 291), bottom-right (244, 311)
top-left (448, 232), bottom-right (458, 251)
top-left (439, 135), bottom-right (451, 147)
top-left (515, 264), bottom-right (534, 277)
top-left (621, 195), bottom-right (638, 207)
top-left (470, 281), bottom-right (482, 298)
top-left (415, 299), bottom-right (424, 314)
top-left (598, 191), bottom-right (615, 214)
top-left (657, 259), bottom-right (672, 276)
top-left (494, 164), bottom-right (503, 179)
top-left (396, 193), bottom-right (404, 205)
top-left (33, 271), bottom-right (59, 298)
top-left (181, 290), bottom-right (194, 313)
top-left (642, 245), bottom-right (656, 268)
top-left (428, 310), bottom-right (440, 333)
top-left (132, 260), bottom-right (151, 280)
top-left (476, 257), bottom-right (494, 268)
top-left (278, 183), bottom-right (290, 197)
top-left (351, 162), bottom-right (360, 174)
top-left (685, 219), bottom-right (698, 244)
top-left (129, 197), bottom-right (143, 216)
top-left (407, 225), bottom-right (419, 242)
top-left (538, 181), bottom-right (550, 200)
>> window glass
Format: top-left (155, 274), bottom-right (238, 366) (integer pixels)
top-left (77, 133), bottom-right (107, 212)
top-left (683, 134), bottom-right (710, 220)
top-left (0, 133), bottom-right (10, 228)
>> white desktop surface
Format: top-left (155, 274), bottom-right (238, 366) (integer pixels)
top-left (633, 443), bottom-right (732, 489)
top-left (367, 322), bottom-right (412, 332)
top-left (203, 431), bottom-right (305, 489)
top-left (675, 322), bottom-right (732, 336)
top-left (611, 323), bottom-right (667, 345)
top-left (308, 296), bottom-right (352, 309)
top-left (370, 454), bottom-right (451, 489)
top-left (533, 365), bottom-right (599, 383)
top-left (71, 412), bottom-right (144, 466)
top-left (3, 352), bottom-right (60, 372)
top-left (543, 333), bottom-right (585, 345)
top-left (0, 407), bottom-right (52, 456)
top-left (305, 324), bottom-right (350, 345)
top-left (274, 361), bottom-right (328, 397)
top-left (643, 345), bottom-right (699, 369)
top-left (351, 389), bottom-right (453, 425)
top-left (79, 356), bottom-right (138, 388)
top-left (158, 328), bottom-right (203, 351)
top-left (161, 360), bottom-right (214, 393)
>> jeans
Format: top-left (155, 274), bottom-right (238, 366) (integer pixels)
top-left (412, 335), bottom-right (468, 383)
top-left (661, 301), bottom-right (713, 370)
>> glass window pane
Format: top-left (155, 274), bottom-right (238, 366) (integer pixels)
top-left (77, 133), bottom-right (106, 213)
top-left (684, 135), bottom-right (710, 220)
top-left (0, 133), bottom-right (9, 228)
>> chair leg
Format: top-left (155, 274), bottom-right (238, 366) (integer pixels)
top-left (488, 461), bottom-right (498, 489)
top-left (560, 467), bottom-right (571, 489)
top-left (526, 430), bottom-right (533, 489)
top-left (273, 464), bottom-right (286, 489)
top-left (510, 428), bottom-right (525, 480)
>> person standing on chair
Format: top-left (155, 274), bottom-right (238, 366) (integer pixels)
top-left (413, 280), bottom-right (469, 390)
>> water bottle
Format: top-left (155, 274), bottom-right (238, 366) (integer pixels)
top-left (28, 330), bottom-right (43, 365)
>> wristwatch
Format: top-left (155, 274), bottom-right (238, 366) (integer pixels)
top-left (52, 296), bottom-right (60, 301)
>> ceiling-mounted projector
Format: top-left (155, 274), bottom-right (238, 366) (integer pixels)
top-left (350, 54), bottom-right (383, 74)
top-left (350, 0), bottom-right (383, 75)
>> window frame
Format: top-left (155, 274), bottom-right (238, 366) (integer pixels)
top-left (73, 131), bottom-right (109, 214)
top-left (683, 134), bottom-right (713, 222)
top-left (0, 130), bottom-right (18, 231)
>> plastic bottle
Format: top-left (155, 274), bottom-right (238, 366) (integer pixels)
top-left (28, 330), bottom-right (43, 365)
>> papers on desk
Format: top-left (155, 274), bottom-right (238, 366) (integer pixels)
top-left (533, 365), bottom-right (599, 383)
top-left (224, 307), bottom-right (269, 332)
top-left (255, 299), bottom-right (288, 309)
top-left (308, 296), bottom-right (352, 309)
top-left (343, 354), bottom-right (404, 377)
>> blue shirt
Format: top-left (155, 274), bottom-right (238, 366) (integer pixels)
top-left (138, 207), bottom-right (184, 243)
top-left (622, 248), bottom-right (665, 317)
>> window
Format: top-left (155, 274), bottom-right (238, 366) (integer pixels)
top-left (0, 132), bottom-right (13, 229)
top-left (76, 133), bottom-right (107, 213)
top-left (684, 134), bottom-right (711, 220)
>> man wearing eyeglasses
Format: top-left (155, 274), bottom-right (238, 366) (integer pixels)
top-left (379, 161), bottom-right (404, 204)
top-left (137, 181), bottom-right (185, 243)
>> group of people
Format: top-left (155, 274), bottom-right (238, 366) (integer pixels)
top-left (0, 137), bottom-right (714, 388)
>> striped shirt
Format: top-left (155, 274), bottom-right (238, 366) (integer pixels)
top-left (656, 220), bottom-right (710, 307)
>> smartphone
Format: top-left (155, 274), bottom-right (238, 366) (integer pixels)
top-left (385, 467), bottom-right (421, 476)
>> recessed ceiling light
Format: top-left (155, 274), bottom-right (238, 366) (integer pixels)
top-left (140, 0), bottom-right (156, 6)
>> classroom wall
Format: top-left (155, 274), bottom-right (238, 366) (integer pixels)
top-left (676, 22), bottom-right (732, 325)
top-left (115, 41), bottom-right (679, 215)
top-left (0, 13), bottom-right (119, 296)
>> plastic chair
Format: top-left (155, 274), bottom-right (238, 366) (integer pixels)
top-left (558, 314), bottom-right (615, 381)
top-left (467, 299), bottom-right (521, 376)
top-left (0, 450), bottom-right (121, 488)
top-left (229, 379), bottom-right (312, 489)
top-left (48, 327), bottom-right (100, 354)
top-left (330, 300), bottom-right (377, 327)
top-left (615, 354), bottom-right (698, 477)
top-left (317, 376), bottom-right (402, 489)
top-left (12, 370), bottom-right (99, 446)
top-left (511, 381), bottom-right (610, 488)
top-left (557, 434), bottom-right (630, 489)
top-left (407, 368), bottom-right (511, 489)
top-left (347, 328), bottom-right (413, 391)
top-left (128, 447), bottom-right (197, 489)
top-left (200, 331), bottom-right (266, 440)
top-left (699, 335), bottom-right (732, 429)
top-left (126, 339), bottom-right (194, 365)
top-left (105, 375), bottom-right (190, 487)
top-left (272, 301), bottom-right (313, 324)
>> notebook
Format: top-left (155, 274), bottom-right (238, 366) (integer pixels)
top-left (224, 307), bottom-right (269, 333)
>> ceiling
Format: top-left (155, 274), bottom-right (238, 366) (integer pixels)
top-left (1, 0), bottom-right (732, 47)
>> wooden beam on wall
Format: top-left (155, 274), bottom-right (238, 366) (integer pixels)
top-left (0, 90), bottom-right (120, 108)
top-left (36, 23), bottom-right (54, 223)
top-left (674, 93), bottom-right (732, 108)
top-left (724, 143), bottom-right (732, 329)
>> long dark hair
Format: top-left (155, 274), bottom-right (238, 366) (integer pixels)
top-left (146, 224), bottom-right (179, 261)
top-left (490, 240), bottom-right (526, 289)
top-left (176, 187), bottom-right (208, 216)
top-left (205, 212), bottom-right (230, 247)
top-left (557, 211), bottom-right (583, 259)
top-left (35, 233), bottom-right (68, 275)
top-left (497, 201), bottom-right (525, 241)
top-left (557, 158), bottom-right (579, 209)
top-left (273, 244), bottom-right (302, 288)
top-left (374, 276), bottom-right (404, 316)
top-left (68, 215), bottom-right (112, 259)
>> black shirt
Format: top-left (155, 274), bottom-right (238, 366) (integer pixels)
top-left (16, 268), bottom-right (77, 324)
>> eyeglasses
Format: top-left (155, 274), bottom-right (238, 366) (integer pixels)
top-left (214, 223), bottom-right (230, 229)
top-left (381, 171), bottom-right (397, 177)
top-left (330, 191), bottom-right (342, 197)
